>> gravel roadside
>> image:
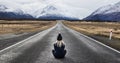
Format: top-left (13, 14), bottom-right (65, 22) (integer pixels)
top-left (88, 35), bottom-right (120, 51)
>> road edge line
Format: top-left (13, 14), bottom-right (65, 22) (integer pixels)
top-left (0, 24), bottom-right (57, 55)
top-left (79, 32), bottom-right (120, 53)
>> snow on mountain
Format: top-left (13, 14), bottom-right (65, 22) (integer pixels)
top-left (36, 4), bottom-right (79, 20)
top-left (0, 1), bottom-right (33, 19)
top-left (0, 0), bottom-right (80, 20)
top-left (84, 2), bottom-right (120, 21)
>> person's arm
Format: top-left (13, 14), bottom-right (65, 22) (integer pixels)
top-left (54, 43), bottom-right (57, 50)
top-left (61, 44), bottom-right (65, 49)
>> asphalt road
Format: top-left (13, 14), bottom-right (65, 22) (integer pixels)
top-left (0, 21), bottom-right (120, 63)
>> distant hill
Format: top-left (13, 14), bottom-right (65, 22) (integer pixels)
top-left (84, 2), bottom-right (120, 22)
top-left (0, 12), bottom-right (34, 20)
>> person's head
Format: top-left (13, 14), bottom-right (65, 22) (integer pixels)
top-left (56, 33), bottom-right (64, 47)
top-left (57, 33), bottom-right (62, 41)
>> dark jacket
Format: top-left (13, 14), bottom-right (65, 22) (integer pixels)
top-left (53, 42), bottom-right (66, 58)
top-left (54, 43), bottom-right (65, 52)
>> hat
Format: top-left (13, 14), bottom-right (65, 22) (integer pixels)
top-left (57, 33), bottom-right (62, 41)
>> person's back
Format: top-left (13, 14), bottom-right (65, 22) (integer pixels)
top-left (54, 42), bottom-right (65, 51)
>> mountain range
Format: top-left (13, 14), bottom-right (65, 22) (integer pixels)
top-left (0, 1), bottom-right (79, 20)
top-left (84, 2), bottom-right (120, 21)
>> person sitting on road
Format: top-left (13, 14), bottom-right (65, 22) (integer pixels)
top-left (52, 33), bottom-right (67, 58)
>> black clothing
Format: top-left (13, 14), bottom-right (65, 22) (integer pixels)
top-left (57, 34), bottom-right (62, 41)
top-left (54, 43), bottom-right (65, 51)
top-left (52, 43), bottom-right (66, 58)
top-left (52, 50), bottom-right (66, 58)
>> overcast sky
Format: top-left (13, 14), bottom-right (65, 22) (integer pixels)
top-left (1, 0), bottom-right (120, 19)
top-left (61, 0), bottom-right (120, 18)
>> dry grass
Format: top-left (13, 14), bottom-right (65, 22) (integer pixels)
top-left (63, 21), bottom-right (120, 39)
top-left (0, 20), bottom-right (56, 35)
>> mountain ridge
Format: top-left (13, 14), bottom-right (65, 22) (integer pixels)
top-left (84, 2), bottom-right (120, 22)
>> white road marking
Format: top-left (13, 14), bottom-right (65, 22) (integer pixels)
top-left (0, 24), bottom-right (57, 55)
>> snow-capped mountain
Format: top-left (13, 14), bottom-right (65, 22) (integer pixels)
top-left (0, 0), bottom-right (80, 20)
top-left (84, 2), bottom-right (120, 21)
top-left (36, 5), bottom-right (79, 20)
top-left (0, 4), bottom-right (33, 19)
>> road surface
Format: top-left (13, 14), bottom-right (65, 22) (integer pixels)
top-left (0, 21), bottom-right (120, 63)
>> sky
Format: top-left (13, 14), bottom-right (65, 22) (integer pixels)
top-left (1, 0), bottom-right (120, 19)
top-left (62, 0), bottom-right (120, 18)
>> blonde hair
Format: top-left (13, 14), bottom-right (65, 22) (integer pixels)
top-left (56, 41), bottom-right (64, 47)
